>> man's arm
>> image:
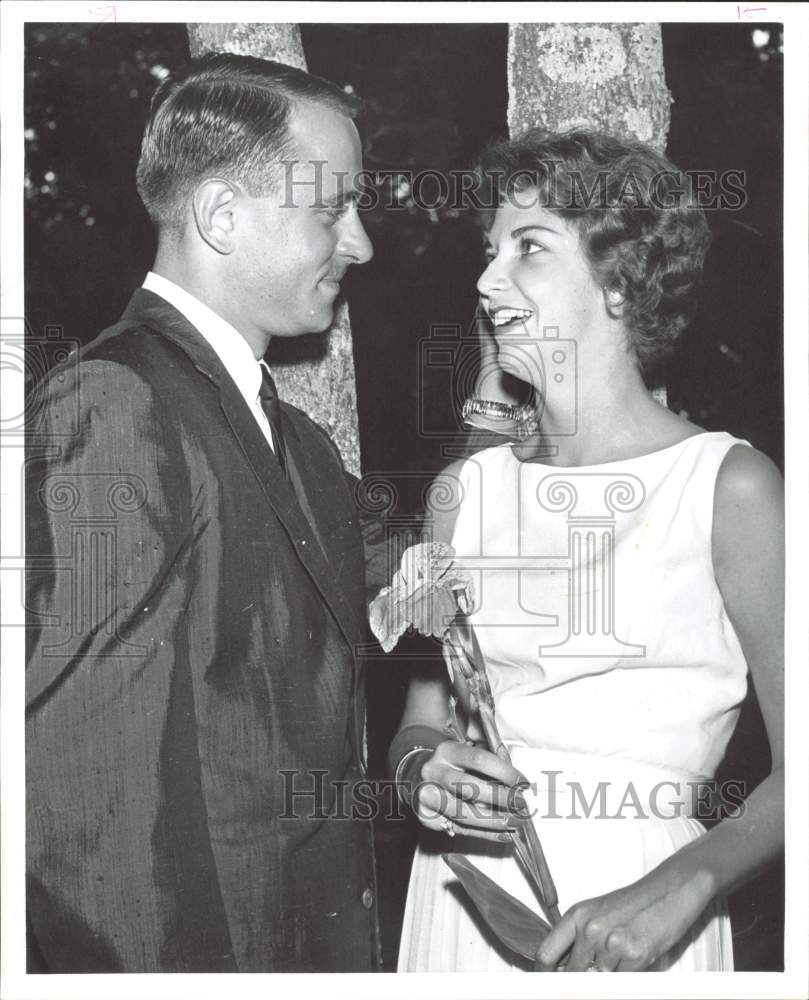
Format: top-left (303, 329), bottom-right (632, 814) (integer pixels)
top-left (27, 358), bottom-right (190, 702)
top-left (25, 358), bottom-right (213, 971)
top-left (350, 472), bottom-right (392, 598)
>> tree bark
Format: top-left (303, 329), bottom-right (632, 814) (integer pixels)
top-left (508, 22), bottom-right (669, 403)
top-left (187, 22), bottom-right (362, 475)
top-left (508, 23), bottom-right (670, 150)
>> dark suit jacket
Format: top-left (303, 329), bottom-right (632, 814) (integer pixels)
top-left (25, 289), bottom-right (381, 972)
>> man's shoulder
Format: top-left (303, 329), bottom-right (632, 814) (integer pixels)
top-left (43, 311), bottom-right (192, 399)
top-left (34, 313), bottom-right (195, 430)
top-left (78, 313), bottom-right (175, 370)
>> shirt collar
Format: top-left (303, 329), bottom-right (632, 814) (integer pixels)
top-left (143, 271), bottom-right (265, 405)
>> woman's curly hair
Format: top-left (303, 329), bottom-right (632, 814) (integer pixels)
top-left (475, 129), bottom-right (712, 387)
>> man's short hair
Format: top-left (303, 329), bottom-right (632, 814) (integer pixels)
top-left (136, 53), bottom-right (362, 234)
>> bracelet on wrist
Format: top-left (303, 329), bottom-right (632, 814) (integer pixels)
top-left (462, 398), bottom-right (538, 440)
top-left (462, 397), bottom-right (525, 422)
top-left (393, 747), bottom-right (435, 809)
top-left (388, 724), bottom-right (448, 810)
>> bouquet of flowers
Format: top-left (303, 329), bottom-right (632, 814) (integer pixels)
top-left (370, 541), bottom-right (561, 966)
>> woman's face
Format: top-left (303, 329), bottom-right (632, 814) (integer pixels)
top-left (477, 193), bottom-right (613, 390)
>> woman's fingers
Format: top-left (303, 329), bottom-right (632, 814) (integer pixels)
top-left (424, 740), bottom-right (527, 789)
top-left (437, 768), bottom-right (522, 811)
top-left (412, 740), bottom-right (532, 841)
top-left (535, 897), bottom-right (657, 972)
top-left (534, 904), bottom-right (621, 972)
top-left (562, 914), bottom-right (602, 972)
top-left (416, 781), bottom-right (518, 830)
top-left (417, 807), bottom-right (517, 844)
top-left (535, 910), bottom-right (577, 971)
top-left (415, 809), bottom-right (517, 844)
top-left (608, 927), bottom-right (650, 972)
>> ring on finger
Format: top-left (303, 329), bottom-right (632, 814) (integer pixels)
top-left (439, 817), bottom-right (456, 837)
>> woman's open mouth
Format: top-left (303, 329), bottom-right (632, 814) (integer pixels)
top-left (489, 307), bottom-right (534, 331)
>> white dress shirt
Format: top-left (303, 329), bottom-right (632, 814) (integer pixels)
top-left (142, 271), bottom-right (276, 452)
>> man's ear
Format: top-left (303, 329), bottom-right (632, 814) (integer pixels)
top-left (191, 178), bottom-right (239, 254)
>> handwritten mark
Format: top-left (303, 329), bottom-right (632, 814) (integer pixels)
top-left (737, 5), bottom-right (768, 18)
top-left (88, 5), bottom-right (117, 22)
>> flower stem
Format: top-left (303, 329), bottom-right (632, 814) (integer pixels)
top-left (447, 621), bottom-right (562, 926)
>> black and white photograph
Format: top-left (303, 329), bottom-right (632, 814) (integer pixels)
top-left (1, 3), bottom-right (807, 998)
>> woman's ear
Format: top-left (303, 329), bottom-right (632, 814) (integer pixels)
top-left (603, 285), bottom-right (625, 313)
top-left (192, 178), bottom-right (238, 254)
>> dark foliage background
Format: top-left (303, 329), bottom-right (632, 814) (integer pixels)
top-left (24, 21), bottom-right (784, 972)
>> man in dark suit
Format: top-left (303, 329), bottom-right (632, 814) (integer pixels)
top-left (26, 54), bottom-right (382, 973)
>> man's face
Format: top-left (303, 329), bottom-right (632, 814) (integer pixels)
top-left (232, 101), bottom-right (373, 340)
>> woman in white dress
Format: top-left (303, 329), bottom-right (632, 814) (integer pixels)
top-left (389, 130), bottom-right (783, 972)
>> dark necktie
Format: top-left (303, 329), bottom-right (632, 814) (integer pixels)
top-left (258, 365), bottom-right (289, 479)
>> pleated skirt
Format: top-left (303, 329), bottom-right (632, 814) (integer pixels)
top-left (397, 748), bottom-right (734, 972)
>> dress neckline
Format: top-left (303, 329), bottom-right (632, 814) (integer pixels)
top-left (508, 430), bottom-right (721, 471)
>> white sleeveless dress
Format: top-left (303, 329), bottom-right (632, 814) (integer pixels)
top-left (398, 432), bottom-right (749, 972)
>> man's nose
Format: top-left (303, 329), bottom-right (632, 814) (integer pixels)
top-left (339, 209), bottom-right (374, 265)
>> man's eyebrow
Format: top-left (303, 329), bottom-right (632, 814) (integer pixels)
top-left (320, 190), bottom-right (358, 208)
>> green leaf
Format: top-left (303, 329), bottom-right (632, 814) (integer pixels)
top-left (443, 853), bottom-right (551, 962)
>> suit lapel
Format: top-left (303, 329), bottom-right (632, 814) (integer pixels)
top-left (282, 415), bottom-right (366, 638)
top-left (122, 289), bottom-right (363, 651)
top-left (217, 390), bottom-right (364, 647)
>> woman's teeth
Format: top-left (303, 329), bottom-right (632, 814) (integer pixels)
top-left (491, 308), bottom-right (533, 328)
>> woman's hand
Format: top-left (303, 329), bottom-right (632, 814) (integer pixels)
top-left (413, 739), bottom-right (528, 842)
top-left (536, 860), bottom-right (715, 972)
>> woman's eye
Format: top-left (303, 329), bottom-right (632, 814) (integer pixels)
top-left (520, 237), bottom-right (544, 255)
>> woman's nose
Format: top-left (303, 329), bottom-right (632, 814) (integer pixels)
top-left (476, 256), bottom-right (509, 298)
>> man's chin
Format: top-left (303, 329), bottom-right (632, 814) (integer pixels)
top-left (271, 312), bottom-right (334, 339)
top-left (309, 283), bottom-right (341, 330)
top-left (311, 306), bottom-right (337, 333)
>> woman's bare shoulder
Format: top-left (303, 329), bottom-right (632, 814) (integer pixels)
top-left (712, 444), bottom-right (784, 580)
top-left (715, 444), bottom-right (783, 512)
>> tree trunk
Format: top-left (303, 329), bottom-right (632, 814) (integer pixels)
top-left (508, 23), bottom-right (670, 150)
top-left (187, 23), bottom-right (362, 475)
top-left (508, 22), bottom-right (669, 403)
